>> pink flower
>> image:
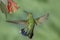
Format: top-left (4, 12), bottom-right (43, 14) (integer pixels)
top-left (7, 0), bottom-right (20, 14)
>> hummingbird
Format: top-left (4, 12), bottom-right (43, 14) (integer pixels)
top-left (6, 11), bottom-right (49, 39)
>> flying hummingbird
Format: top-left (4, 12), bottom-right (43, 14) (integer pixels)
top-left (6, 11), bottom-right (49, 39)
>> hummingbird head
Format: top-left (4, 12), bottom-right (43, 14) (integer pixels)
top-left (28, 13), bottom-right (33, 18)
top-left (24, 10), bottom-right (33, 18)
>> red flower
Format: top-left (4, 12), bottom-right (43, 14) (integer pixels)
top-left (7, 0), bottom-right (19, 14)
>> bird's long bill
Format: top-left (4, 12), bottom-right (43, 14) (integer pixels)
top-left (24, 10), bottom-right (30, 15)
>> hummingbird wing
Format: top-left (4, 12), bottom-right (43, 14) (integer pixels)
top-left (35, 13), bottom-right (49, 24)
top-left (6, 20), bottom-right (28, 25)
top-left (0, 0), bottom-right (8, 19)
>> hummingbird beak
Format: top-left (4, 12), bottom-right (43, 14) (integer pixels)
top-left (24, 10), bottom-right (30, 15)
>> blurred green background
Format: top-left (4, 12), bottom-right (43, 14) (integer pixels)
top-left (0, 0), bottom-right (60, 40)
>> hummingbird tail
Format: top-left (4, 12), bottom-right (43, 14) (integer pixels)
top-left (27, 30), bottom-right (34, 39)
top-left (21, 28), bottom-right (34, 39)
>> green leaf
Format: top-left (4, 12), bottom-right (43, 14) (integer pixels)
top-left (0, 0), bottom-right (8, 5)
top-left (0, 0), bottom-right (8, 18)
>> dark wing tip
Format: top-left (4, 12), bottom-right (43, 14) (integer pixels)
top-left (43, 13), bottom-right (49, 20)
top-left (6, 20), bottom-right (19, 24)
top-left (46, 13), bottom-right (49, 17)
top-left (45, 13), bottom-right (49, 19)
